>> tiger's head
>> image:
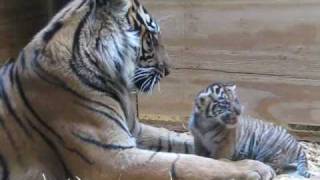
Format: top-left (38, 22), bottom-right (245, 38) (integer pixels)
top-left (128, 0), bottom-right (170, 92)
top-left (38, 0), bottom-right (169, 94)
top-left (194, 82), bottom-right (242, 128)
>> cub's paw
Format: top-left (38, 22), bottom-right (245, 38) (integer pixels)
top-left (235, 160), bottom-right (276, 180)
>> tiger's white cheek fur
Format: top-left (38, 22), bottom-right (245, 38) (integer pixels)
top-left (95, 30), bottom-right (140, 87)
top-left (123, 30), bottom-right (140, 85)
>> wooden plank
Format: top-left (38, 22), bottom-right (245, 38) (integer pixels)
top-left (138, 0), bottom-right (320, 136)
top-left (0, 0), bottom-right (69, 62)
top-left (138, 69), bottom-right (320, 131)
top-left (142, 0), bottom-right (320, 80)
top-left (0, 0), bottom-right (50, 61)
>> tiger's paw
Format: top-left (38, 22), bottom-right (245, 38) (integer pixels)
top-left (234, 159), bottom-right (276, 180)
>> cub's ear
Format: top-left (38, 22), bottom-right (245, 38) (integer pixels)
top-left (195, 94), bottom-right (211, 112)
top-left (225, 83), bottom-right (237, 94)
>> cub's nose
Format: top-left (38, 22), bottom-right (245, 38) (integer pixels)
top-left (164, 66), bottom-right (170, 76)
top-left (158, 64), bottom-right (170, 77)
top-left (233, 104), bottom-right (242, 116)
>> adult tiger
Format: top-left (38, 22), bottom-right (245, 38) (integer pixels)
top-left (0, 0), bottom-right (275, 179)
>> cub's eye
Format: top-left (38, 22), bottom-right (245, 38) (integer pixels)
top-left (199, 97), bottom-right (207, 105)
top-left (217, 97), bottom-right (225, 102)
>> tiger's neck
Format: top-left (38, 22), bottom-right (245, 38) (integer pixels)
top-left (6, 40), bottom-right (136, 133)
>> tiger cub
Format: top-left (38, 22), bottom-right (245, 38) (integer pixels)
top-left (189, 82), bottom-right (311, 178)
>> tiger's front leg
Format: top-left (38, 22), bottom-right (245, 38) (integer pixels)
top-left (135, 123), bottom-right (195, 154)
top-left (68, 143), bottom-right (276, 180)
top-left (63, 119), bottom-right (275, 180)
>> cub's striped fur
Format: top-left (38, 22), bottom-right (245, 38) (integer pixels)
top-left (0, 0), bottom-right (276, 180)
top-left (189, 82), bottom-right (311, 178)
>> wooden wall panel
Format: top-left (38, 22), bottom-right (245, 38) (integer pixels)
top-left (0, 1), bottom-right (50, 61)
top-left (0, 0), bottom-right (69, 62)
top-left (139, 0), bottom-right (320, 131)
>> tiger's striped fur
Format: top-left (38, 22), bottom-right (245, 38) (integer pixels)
top-left (0, 0), bottom-right (276, 179)
top-left (189, 82), bottom-right (311, 178)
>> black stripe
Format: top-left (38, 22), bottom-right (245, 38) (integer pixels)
top-left (43, 21), bottom-right (63, 43)
top-left (0, 154), bottom-right (9, 180)
top-left (19, 50), bottom-right (26, 70)
top-left (0, 77), bottom-right (32, 137)
top-left (83, 50), bottom-right (104, 74)
top-left (135, 13), bottom-right (145, 29)
top-left (170, 155), bottom-right (180, 180)
top-left (156, 138), bottom-right (162, 152)
top-left (184, 141), bottom-right (189, 154)
top-left (0, 114), bottom-right (4, 128)
top-left (147, 151), bottom-right (158, 162)
top-left (129, 113), bottom-right (137, 134)
top-left (133, 0), bottom-right (140, 7)
top-left (8, 64), bottom-right (15, 87)
top-left (24, 116), bottom-right (74, 179)
top-left (128, 13), bottom-right (141, 32)
top-left (73, 132), bottom-right (135, 150)
top-left (167, 132), bottom-right (172, 152)
top-left (76, 102), bottom-right (132, 137)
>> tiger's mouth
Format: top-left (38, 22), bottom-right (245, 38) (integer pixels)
top-left (133, 67), bottom-right (163, 92)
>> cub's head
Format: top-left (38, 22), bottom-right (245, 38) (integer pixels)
top-left (194, 82), bottom-right (242, 128)
top-left (128, 0), bottom-right (170, 92)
